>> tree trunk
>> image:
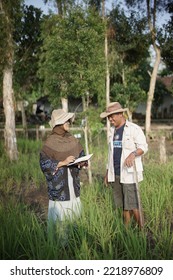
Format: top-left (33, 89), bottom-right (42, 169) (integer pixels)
top-left (145, 0), bottom-right (161, 140)
top-left (83, 118), bottom-right (92, 184)
top-left (20, 100), bottom-right (28, 138)
top-left (122, 65), bottom-right (133, 122)
top-left (61, 97), bottom-right (68, 112)
top-left (56, 0), bottom-right (63, 15)
top-left (3, 66), bottom-right (18, 160)
top-left (145, 44), bottom-right (161, 139)
top-left (82, 96), bottom-right (92, 184)
top-left (1, 0), bottom-right (18, 160)
top-left (159, 136), bottom-right (167, 164)
top-left (105, 31), bottom-right (110, 143)
top-left (103, 0), bottom-right (110, 143)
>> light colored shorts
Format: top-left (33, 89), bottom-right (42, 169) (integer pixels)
top-left (111, 176), bottom-right (139, 210)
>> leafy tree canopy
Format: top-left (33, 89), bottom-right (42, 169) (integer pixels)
top-left (109, 6), bottom-right (149, 66)
top-left (0, 0), bottom-right (23, 64)
top-left (107, 5), bottom-right (150, 112)
top-left (0, 0), bottom-right (23, 97)
top-left (38, 5), bottom-right (106, 107)
top-left (14, 4), bottom-right (44, 100)
top-left (158, 2), bottom-right (173, 71)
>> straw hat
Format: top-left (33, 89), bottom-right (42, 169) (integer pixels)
top-left (49, 109), bottom-right (74, 129)
top-left (100, 102), bottom-right (127, 118)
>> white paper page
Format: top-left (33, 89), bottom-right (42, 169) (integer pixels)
top-left (67, 154), bottom-right (93, 166)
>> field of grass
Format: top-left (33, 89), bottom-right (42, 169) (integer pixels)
top-left (0, 134), bottom-right (173, 260)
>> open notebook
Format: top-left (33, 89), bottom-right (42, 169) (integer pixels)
top-left (67, 153), bottom-right (93, 166)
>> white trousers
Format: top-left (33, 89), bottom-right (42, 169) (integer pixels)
top-left (48, 169), bottom-right (81, 222)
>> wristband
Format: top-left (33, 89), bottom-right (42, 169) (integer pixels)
top-left (132, 150), bottom-right (137, 157)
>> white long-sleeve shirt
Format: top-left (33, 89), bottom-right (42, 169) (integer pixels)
top-left (107, 120), bottom-right (148, 184)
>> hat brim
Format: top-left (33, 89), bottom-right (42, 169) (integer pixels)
top-left (100, 108), bottom-right (127, 118)
top-left (49, 112), bottom-right (74, 128)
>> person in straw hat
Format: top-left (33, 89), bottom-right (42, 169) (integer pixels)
top-left (40, 109), bottom-right (87, 229)
top-left (100, 102), bottom-right (148, 229)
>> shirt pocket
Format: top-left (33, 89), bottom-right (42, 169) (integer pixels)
top-left (123, 138), bottom-right (136, 150)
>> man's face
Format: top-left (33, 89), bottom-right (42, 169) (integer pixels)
top-left (108, 113), bottom-right (124, 128)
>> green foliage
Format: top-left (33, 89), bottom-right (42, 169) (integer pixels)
top-left (44, 0), bottom-right (75, 16)
top-left (38, 6), bottom-right (105, 107)
top-left (0, 1), bottom-right (43, 103)
top-left (0, 0), bottom-right (23, 68)
top-left (109, 6), bottom-right (149, 68)
top-left (124, 0), bottom-right (173, 72)
top-left (14, 5), bottom-right (44, 98)
top-left (153, 80), bottom-right (170, 108)
top-left (86, 106), bottom-right (105, 137)
top-left (0, 138), bottom-right (44, 189)
top-left (111, 82), bottom-right (146, 113)
top-left (110, 60), bottom-right (147, 112)
top-left (86, 0), bottom-right (102, 13)
top-left (159, 21), bottom-right (173, 71)
top-left (107, 6), bottom-right (150, 111)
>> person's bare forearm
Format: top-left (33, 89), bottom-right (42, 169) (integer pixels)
top-left (124, 148), bottom-right (144, 167)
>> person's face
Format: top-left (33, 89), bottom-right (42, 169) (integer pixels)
top-left (63, 120), bottom-right (71, 132)
top-left (108, 113), bottom-right (125, 128)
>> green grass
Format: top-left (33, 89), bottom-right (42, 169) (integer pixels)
top-left (0, 136), bottom-right (173, 260)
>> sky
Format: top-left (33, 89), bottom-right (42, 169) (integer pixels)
top-left (24, 0), bottom-right (170, 25)
top-left (24, 0), bottom-right (57, 13)
top-left (24, 0), bottom-right (114, 14)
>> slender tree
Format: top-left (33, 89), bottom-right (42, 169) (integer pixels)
top-left (87, 0), bottom-right (110, 140)
top-left (102, 0), bottom-right (110, 142)
top-left (0, 0), bottom-right (23, 160)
